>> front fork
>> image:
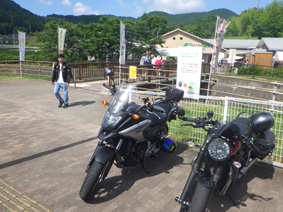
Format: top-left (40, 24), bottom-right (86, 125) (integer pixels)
top-left (85, 138), bottom-right (124, 173)
top-left (175, 147), bottom-right (206, 207)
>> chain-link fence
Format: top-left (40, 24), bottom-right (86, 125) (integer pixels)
top-left (132, 91), bottom-right (283, 168)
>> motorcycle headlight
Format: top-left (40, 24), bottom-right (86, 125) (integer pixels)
top-left (207, 138), bottom-right (231, 161)
top-left (102, 111), bottom-right (121, 128)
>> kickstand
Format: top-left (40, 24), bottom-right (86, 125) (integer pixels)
top-left (227, 194), bottom-right (241, 208)
top-left (141, 160), bottom-right (151, 174)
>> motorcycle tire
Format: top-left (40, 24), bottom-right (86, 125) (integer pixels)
top-left (179, 179), bottom-right (197, 212)
top-left (188, 182), bottom-right (210, 212)
top-left (79, 160), bottom-right (110, 201)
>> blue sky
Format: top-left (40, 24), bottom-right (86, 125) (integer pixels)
top-left (12, 0), bottom-right (274, 18)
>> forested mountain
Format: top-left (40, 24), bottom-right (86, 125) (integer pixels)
top-left (47, 14), bottom-right (135, 25)
top-left (0, 0), bottom-right (237, 35)
top-left (148, 9), bottom-right (237, 25)
top-left (0, 0), bottom-right (45, 34)
top-left (48, 9), bottom-right (237, 26)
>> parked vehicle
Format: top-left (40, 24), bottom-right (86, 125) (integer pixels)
top-left (79, 68), bottom-right (185, 201)
top-left (175, 111), bottom-right (275, 212)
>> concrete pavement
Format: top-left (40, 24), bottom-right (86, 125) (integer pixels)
top-left (0, 79), bottom-right (282, 212)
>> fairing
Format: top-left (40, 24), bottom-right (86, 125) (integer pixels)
top-left (102, 83), bottom-right (135, 130)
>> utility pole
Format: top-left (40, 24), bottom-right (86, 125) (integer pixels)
top-left (257, 0), bottom-right (260, 12)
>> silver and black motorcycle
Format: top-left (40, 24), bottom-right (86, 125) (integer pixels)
top-left (175, 111), bottom-right (275, 212)
top-left (79, 68), bottom-right (185, 201)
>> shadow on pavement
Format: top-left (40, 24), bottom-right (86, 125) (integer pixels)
top-left (207, 162), bottom-right (275, 212)
top-left (85, 145), bottom-right (188, 204)
top-left (69, 101), bottom-right (96, 107)
top-left (0, 136), bottom-right (97, 169)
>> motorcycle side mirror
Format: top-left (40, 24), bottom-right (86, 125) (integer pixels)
top-left (207, 111), bottom-right (214, 119)
top-left (104, 68), bottom-right (114, 78)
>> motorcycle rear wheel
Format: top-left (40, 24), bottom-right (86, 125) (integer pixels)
top-left (188, 182), bottom-right (210, 212)
top-left (79, 160), bottom-right (110, 201)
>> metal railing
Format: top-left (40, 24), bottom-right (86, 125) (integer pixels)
top-left (111, 63), bottom-right (211, 93)
top-left (132, 91), bottom-right (283, 168)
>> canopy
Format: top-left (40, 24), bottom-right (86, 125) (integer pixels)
top-left (274, 51), bottom-right (283, 61)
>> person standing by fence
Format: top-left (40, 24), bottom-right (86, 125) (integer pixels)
top-left (51, 54), bottom-right (72, 108)
top-left (155, 55), bottom-right (163, 76)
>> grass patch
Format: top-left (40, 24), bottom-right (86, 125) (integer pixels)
top-left (0, 73), bottom-right (51, 81)
top-left (167, 99), bottom-right (283, 164)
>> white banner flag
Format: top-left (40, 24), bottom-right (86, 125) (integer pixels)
top-left (228, 49), bottom-right (237, 66)
top-left (18, 31), bottom-right (26, 61)
top-left (58, 27), bottom-right (67, 54)
top-left (212, 16), bottom-right (230, 71)
top-left (176, 47), bottom-right (203, 99)
top-left (119, 21), bottom-right (126, 65)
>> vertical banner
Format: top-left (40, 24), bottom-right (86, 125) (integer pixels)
top-left (18, 31), bottom-right (26, 61)
top-left (212, 16), bottom-right (230, 72)
top-left (228, 49), bottom-right (237, 67)
top-left (176, 47), bottom-right (203, 99)
top-left (119, 21), bottom-right (126, 65)
top-left (58, 27), bottom-right (66, 54)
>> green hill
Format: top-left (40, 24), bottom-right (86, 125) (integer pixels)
top-left (0, 0), bottom-right (45, 34)
top-left (0, 0), bottom-right (237, 35)
top-left (148, 9), bottom-right (238, 25)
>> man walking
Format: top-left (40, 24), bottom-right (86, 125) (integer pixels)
top-left (52, 54), bottom-right (72, 108)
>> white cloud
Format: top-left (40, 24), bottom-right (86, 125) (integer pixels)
top-left (134, 3), bottom-right (144, 16)
top-left (72, 2), bottom-right (99, 15)
top-left (62, 0), bottom-right (72, 7)
top-left (117, 0), bottom-right (125, 8)
top-left (38, 0), bottom-right (53, 6)
top-left (147, 0), bottom-right (206, 14)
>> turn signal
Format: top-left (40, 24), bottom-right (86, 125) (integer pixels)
top-left (101, 100), bottom-right (108, 106)
top-left (132, 114), bottom-right (140, 119)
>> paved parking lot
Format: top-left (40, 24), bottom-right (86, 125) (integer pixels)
top-left (0, 79), bottom-right (283, 212)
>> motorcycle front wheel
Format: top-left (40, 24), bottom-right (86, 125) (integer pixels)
top-left (188, 182), bottom-right (210, 212)
top-left (179, 179), bottom-right (197, 212)
top-left (79, 160), bottom-right (111, 201)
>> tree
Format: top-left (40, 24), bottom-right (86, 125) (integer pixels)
top-left (189, 16), bottom-right (217, 38)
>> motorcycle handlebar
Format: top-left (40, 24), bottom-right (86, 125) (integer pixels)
top-left (103, 83), bottom-right (112, 90)
top-left (180, 117), bottom-right (196, 122)
top-left (247, 140), bottom-right (263, 155)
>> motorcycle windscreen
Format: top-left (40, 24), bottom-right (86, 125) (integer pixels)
top-left (102, 83), bottom-right (135, 129)
top-left (108, 83), bottom-right (135, 114)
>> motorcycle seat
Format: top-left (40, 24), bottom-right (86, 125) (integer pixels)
top-left (230, 118), bottom-right (253, 137)
top-left (152, 102), bottom-right (171, 114)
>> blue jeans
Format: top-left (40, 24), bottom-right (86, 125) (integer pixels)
top-left (54, 82), bottom-right (69, 105)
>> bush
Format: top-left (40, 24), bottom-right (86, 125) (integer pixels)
top-left (237, 65), bottom-right (263, 76)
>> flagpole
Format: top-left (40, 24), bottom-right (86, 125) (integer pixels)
top-left (20, 60), bottom-right (22, 77)
top-left (119, 21), bottom-right (121, 85)
top-left (119, 64), bottom-right (121, 85)
top-left (206, 17), bottom-right (219, 100)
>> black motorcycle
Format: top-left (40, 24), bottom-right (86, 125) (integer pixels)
top-left (79, 68), bottom-right (185, 201)
top-left (175, 111), bottom-right (275, 212)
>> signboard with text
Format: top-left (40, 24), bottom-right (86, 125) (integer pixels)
top-left (129, 66), bottom-right (137, 79)
top-left (176, 47), bottom-right (203, 99)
